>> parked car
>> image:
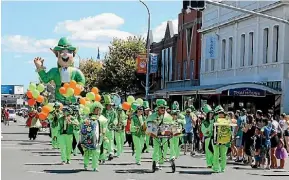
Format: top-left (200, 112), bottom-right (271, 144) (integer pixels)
top-left (8, 109), bottom-right (17, 122)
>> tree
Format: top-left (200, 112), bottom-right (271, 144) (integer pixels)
top-left (101, 36), bottom-right (146, 96)
top-left (79, 58), bottom-right (103, 91)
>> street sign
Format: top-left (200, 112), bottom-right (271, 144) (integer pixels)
top-left (136, 53), bottom-right (147, 74)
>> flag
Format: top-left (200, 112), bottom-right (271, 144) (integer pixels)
top-left (149, 54), bottom-right (158, 74)
top-left (136, 54), bottom-right (147, 74)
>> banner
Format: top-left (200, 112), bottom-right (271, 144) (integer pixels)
top-left (1, 85), bottom-right (14, 94)
top-left (136, 53), bottom-right (147, 74)
top-left (205, 35), bottom-right (218, 59)
top-left (150, 53), bottom-right (158, 74)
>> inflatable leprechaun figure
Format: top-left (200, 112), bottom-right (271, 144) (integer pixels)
top-left (34, 37), bottom-right (85, 103)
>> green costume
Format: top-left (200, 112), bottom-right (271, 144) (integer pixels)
top-left (143, 101), bottom-right (151, 153)
top-left (115, 105), bottom-right (127, 157)
top-left (147, 99), bottom-right (174, 166)
top-left (58, 107), bottom-right (79, 164)
top-left (71, 105), bottom-right (82, 155)
top-left (102, 95), bottom-right (117, 159)
top-left (35, 37), bottom-right (85, 103)
top-left (171, 109), bottom-right (185, 159)
top-left (48, 102), bottom-right (61, 149)
top-left (82, 102), bottom-right (108, 171)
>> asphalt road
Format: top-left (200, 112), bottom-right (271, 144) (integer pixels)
top-left (1, 116), bottom-right (289, 180)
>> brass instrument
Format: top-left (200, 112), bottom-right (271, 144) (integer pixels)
top-left (115, 112), bottom-right (125, 132)
top-left (108, 123), bottom-right (117, 131)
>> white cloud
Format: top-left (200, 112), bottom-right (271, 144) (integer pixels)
top-left (2, 35), bottom-right (57, 53)
top-left (14, 54), bottom-right (22, 58)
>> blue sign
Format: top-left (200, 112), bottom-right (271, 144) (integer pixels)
top-left (205, 35), bottom-right (218, 59)
top-left (150, 53), bottom-right (158, 74)
top-left (228, 88), bottom-right (266, 97)
top-left (1, 85), bottom-right (15, 94)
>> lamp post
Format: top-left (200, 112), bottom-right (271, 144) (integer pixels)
top-left (139, 0), bottom-right (151, 100)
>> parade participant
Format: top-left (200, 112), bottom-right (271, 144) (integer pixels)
top-left (171, 109), bottom-right (185, 159)
top-left (102, 95), bottom-right (117, 160)
top-left (212, 109), bottom-right (231, 173)
top-left (142, 101), bottom-right (152, 153)
top-left (201, 104), bottom-right (214, 168)
top-left (33, 37), bottom-right (85, 102)
top-left (183, 108), bottom-right (196, 156)
top-left (81, 102), bottom-right (108, 172)
top-left (26, 107), bottom-right (41, 140)
top-left (130, 103), bottom-right (145, 165)
top-left (48, 102), bottom-right (61, 149)
top-left (71, 105), bottom-right (82, 156)
top-left (147, 99), bottom-right (174, 169)
top-left (115, 105), bottom-right (127, 157)
top-left (59, 106), bottom-right (79, 164)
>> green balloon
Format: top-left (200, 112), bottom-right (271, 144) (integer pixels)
top-left (127, 96), bottom-right (135, 104)
top-left (80, 104), bottom-right (85, 109)
top-left (47, 103), bottom-right (54, 112)
top-left (136, 98), bottom-right (143, 106)
top-left (66, 88), bottom-right (74, 97)
top-left (86, 92), bottom-right (95, 101)
top-left (32, 90), bottom-right (40, 99)
top-left (37, 84), bottom-right (45, 93)
top-left (29, 83), bottom-right (37, 91)
top-left (83, 107), bottom-right (90, 114)
top-left (85, 101), bottom-right (92, 108)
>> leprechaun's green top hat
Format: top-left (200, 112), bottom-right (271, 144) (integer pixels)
top-left (53, 37), bottom-right (76, 51)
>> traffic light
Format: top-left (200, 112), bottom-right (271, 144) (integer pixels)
top-left (183, 0), bottom-right (206, 10)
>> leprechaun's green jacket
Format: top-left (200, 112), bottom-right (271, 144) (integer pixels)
top-left (102, 109), bottom-right (117, 130)
top-left (201, 120), bottom-right (214, 137)
top-left (58, 115), bottom-right (79, 135)
top-left (146, 112), bottom-right (174, 125)
top-left (130, 114), bottom-right (145, 137)
top-left (38, 67), bottom-right (85, 102)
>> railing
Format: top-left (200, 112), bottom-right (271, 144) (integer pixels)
top-left (166, 79), bottom-right (200, 89)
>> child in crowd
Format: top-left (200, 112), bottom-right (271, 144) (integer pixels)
top-left (275, 139), bottom-right (288, 169)
top-left (252, 127), bottom-right (262, 168)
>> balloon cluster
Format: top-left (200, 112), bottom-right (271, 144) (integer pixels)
top-left (121, 96), bottom-right (144, 111)
top-left (59, 80), bottom-right (83, 97)
top-left (26, 83), bottom-right (46, 106)
top-left (38, 103), bottom-right (63, 121)
top-left (78, 87), bottom-right (101, 115)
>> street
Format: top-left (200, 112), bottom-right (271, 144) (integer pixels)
top-left (1, 116), bottom-right (289, 180)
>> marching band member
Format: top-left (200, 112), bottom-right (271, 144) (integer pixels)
top-left (72, 105), bottom-right (82, 156)
top-left (130, 103), bottom-right (145, 165)
top-left (81, 102), bottom-right (108, 172)
top-left (59, 106), bottom-right (79, 164)
top-left (102, 95), bottom-right (117, 161)
top-left (48, 103), bottom-right (61, 149)
top-left (171, 109), bottom-right (185, 159)
top-left (142, 101), bottom-right (152, 153)
top-left (147, 99), bottom-right (174, 169)
top-left (115, 105), bottom-right (127, 157)
top-left (201, 104), bottom-right (214, 168)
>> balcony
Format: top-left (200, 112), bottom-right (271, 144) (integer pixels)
top-left (166, 79), bottom-right (200, 89)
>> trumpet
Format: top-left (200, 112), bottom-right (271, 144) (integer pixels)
top-left (108, 123), bottom-right (117, 131)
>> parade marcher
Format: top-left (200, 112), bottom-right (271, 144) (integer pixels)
top-left (130, 103), bottom-right (145, 165)
top-left (147, 99), bottom-right (174, 169)
top-left (142, 101), bottom-right (152, 153)
top-left (171, 109), bottom-right (185, 159)
top-left (81, 102), bottom-right (108, 172)
top-left (201, 104), bottom-right (214, 168)
top-left (48, 102), bottom-right (61, 149)
top-left (71, 105), bottom-right (82, 156)
top-left (115, 105), bottom-right (127, 157)
top-left (102, 95), bottom-right (117, 160)
top-left (26, 107), bottom-right (41, 140)
top-left (59, 106), bottom-right (79, 164)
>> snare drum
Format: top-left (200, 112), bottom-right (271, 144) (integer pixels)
top-left (171, 125), bottom-right (182, 136)
top-left (146, 121), bottom-right (158, 137)
top-left (213, 119), bottom-right (237, 145)
top-left (159, 124), bottom-right (172, 136)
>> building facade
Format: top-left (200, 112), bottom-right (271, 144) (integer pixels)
top-left (199, 0), bottom-right (289, 113)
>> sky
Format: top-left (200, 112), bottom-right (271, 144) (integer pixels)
top-left (1, 0), bottom-right (181, 89)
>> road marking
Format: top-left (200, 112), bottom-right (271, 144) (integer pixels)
top-left (27, 170), bottom-right (46, 174)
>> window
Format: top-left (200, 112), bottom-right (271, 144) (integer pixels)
top-left (273, 25), bottom-right (279, 62)
top-left (240, 34), bottom-right (245, 67)
top-left (249, 32), bottom-right (254, 66)
top-left (263, 28), bottom-right (269, 64)
top-left (183, 61), bottom-right (187, 79)
top-left (228, 37), bottom-right (233, 68)
top-left (169, 47), bottom-right (173, 81)
top-left (186, 28), bottom-right (193, 53)
top-left (221, 39), bottom-right (226, 69)
top-left (205, 59), bottom-right (209, 72)
top-left (211, 59), bottom-right (215, 71)
top-left (177, 62), bottom-right (181, 80)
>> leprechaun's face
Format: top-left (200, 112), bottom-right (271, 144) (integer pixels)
top-left (57, 49), bottom-right (74, 68)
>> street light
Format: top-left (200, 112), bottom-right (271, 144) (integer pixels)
top-left (139, 0), bottom-right (151, 100)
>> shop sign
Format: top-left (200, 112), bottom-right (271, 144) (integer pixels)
top-left (228, 88), bottom-right (266, 97)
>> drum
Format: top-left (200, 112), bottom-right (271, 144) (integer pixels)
top-left (213, 122), bottom-right (237, 145)
top-left (159, 124), bottom-right (172, 136)
top-left (146, 121), bottom-right (158, 137)
top-left (80, 118), bottom-right (100, 150)
top-left (171, 125), bottom-right (182, 136)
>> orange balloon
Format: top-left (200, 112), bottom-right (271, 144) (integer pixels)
top-left (38, 112), bottom-right (48, 121)
top-left (42, 106), bottom-right (50, 114)
top-left (36, 95), bottom-right (44, 103)
top-left (74, 85), bottom-right (82, 96)
top-left (59, 87), bottom-right (67, 95)
top-left (59, 103), bottom-right (63, 110)
top-left (95, 94), bottom-right (101, 102)
top-left (70, 80), bottom-right (77, 89)
top-left (26, 91), bottom-right (33, 99)
top-left (27, 99), bottom-right (36, 106)
top-left (80, 98), bottom-right (86, 105)
top-left (91, 87), bottom-right (99, 94)
top-left (63, 83), bottom-right (70, 89)
top-left (122, 102), bottom-right (131, 111)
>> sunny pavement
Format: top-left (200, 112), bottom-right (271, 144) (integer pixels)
top-left (1, 116), bottom-right (289, 180)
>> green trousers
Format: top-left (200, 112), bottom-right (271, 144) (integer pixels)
top-left (204, 138), bottom-right (213, 167)
top-left (83, 148), bottom-right (100, 169)
top-left (51, 127), bottom-right (59, 149)
top-left (212, 144), bottom-right (228, 172)
top-left (59, 134), bottom-right (73, 162)
top-left (132, 135), bottom-right (144, 163)
top-left (106, 130), bottom-right (115, 155)
top-left (144, 134), bottom-right (151, 152)
top-left (115, 130), bottom-right (125, 157)
top-left (152, 138), bottom-right (172, 164)
top-left (99, 139), bottom-right (109, 161)
top-left (73, 130), bottom-right (80, 155)
top-left (170, 136), bottom-right (181, 159)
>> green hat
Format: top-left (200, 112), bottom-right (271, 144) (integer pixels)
top-left (171, 101), bottom-right (179, 110)
top-left (214, 105), bottom-right (224, 113)
top-left (103, 95), bottom-right (113, 105)
top-left (143, 101), bottom-right (150, 110)
top-left (156, 99), bottom-right (167, 108)
top-left (202, 104), bottom-right (212, 114)
top-left (131, 102), bottom-right (141, 112)
top-left (53, 37), bottom-right (76, 51)
top-left (171, 110), bottom-right (179, 115)
top-left (90, 102), bottom-right (104, 113)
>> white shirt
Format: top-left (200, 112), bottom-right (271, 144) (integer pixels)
top-left (279, 119), bottom-right (289, 131)
top-left (61, 68), bottom-right (70, 83)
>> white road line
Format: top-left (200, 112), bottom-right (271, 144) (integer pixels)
top-left (27, 170), bottom-right (46, 174)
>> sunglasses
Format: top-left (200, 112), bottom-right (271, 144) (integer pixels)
top-left (138, 109), bottom-right (143, 111)
top-left (159, 107), bottom-right (165, 109)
